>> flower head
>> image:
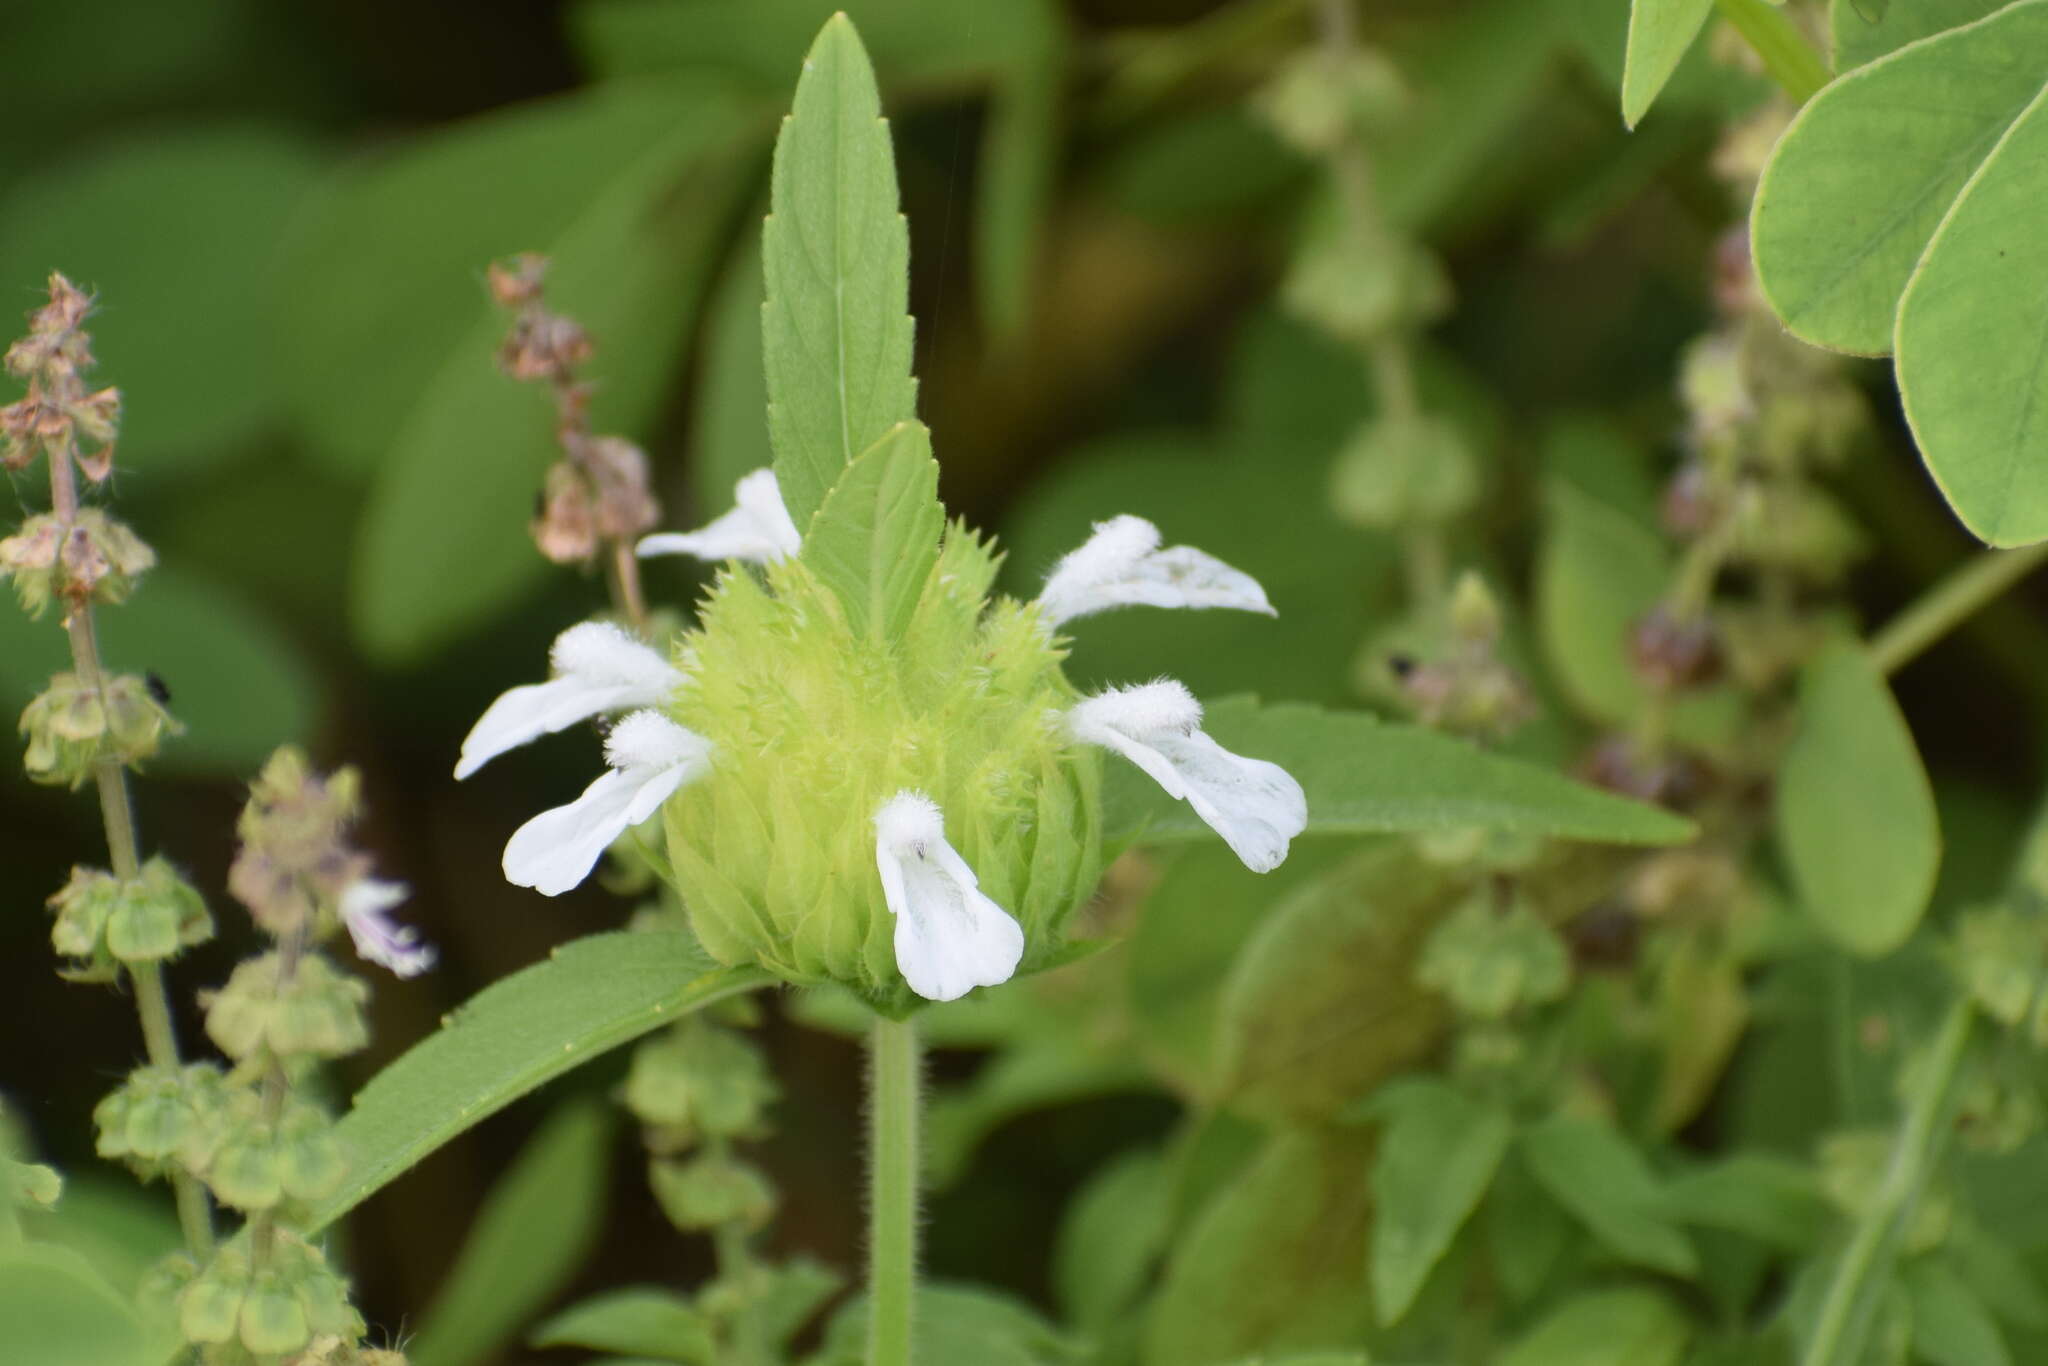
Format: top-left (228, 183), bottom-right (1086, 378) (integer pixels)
top-left (637, 468), bottom-right (802, 566)
top-left (338, 878), bottom-right (435, 979)
top-left (455, 621), bottom-right (680, 779)
top-left (1036, 514), bottom-right (1273, 628)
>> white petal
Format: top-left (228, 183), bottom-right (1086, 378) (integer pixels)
top-left (503, 712), bottom-right (712, 896)
top-left (1036, 514), bottom-right (1274, 628)
top-left (455, 622), bottom-right (680, 779)
top-left (636, 467), bottom-right (801, 565)
top-left (338, 878), bottom-right (436, 978)
top-left (873, 791), bottom-right (1024, 1002)
top-left (1068, 681), bottom-right (1306, 873)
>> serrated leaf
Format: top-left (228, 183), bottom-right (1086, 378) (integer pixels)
top-left (762, 13), bottom-right (918, 535)
top-left (1896, 80), bottom-right (2048, 545)
top-left (1830, 0), bottom-right (2007, 68)
top-left (529, 1286), bottom-right (715, 1362)
top-left (1751, 0), bottom-right (2048, 355)
top-left (1103, 697), bottom-right (1697, 851)
top-left (305, 933), bottom-right (768, 1231)
top-left (410, 1100), bottom-right (614, 1366)
top-left (1368, 1077), bottom-right (1513, 1326)
top-left (1521, 1115), bottom-right (1699, 1276)
top-left (1501, 1287), bottom-right (1692, 1366)
top-left (1623, 0), bottom-right (1717, 127)
top-left (803, 420), bottom-right (943, 640)
top-left (1774, 639), bottom-right (1941, 956)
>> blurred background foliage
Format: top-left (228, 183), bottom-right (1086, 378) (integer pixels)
top-left (5, 0), bottom-right (2045, 1362)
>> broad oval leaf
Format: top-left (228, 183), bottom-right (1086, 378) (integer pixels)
top-left (408, 1099), bottom-right (614, 1366)
top-left (306, 932), bottom-right (768, 1231)
top-left (529, 1285), bottom-right (716, 1362)
top-left (1520, 1114), bottom-right (1699, 1276)
top-left (1053, 1148), bottom-right (1173, 1332)
top-left (1104, 697), bottom-right (1697, 851)
top-left (1830, 0), bottom-right (2007, 68)
top-left (0, 1245), bottom-right (159, 1366)
top-left (803, 420), bottom-right (943, 641)
top-left (1367, 1077), bottom-right (1513, 1326)
top-left (1751, 0), bottom-right (2048, 355)
top-left (762, 14), bottom-right (919, 534)
top-left (1896, 82), bottom-right (2048, 546)
top-left (1501, 1287), bottom-right (1692, 1366)
top-left (1774, 639), bottom-right (1941, 956)
top-left (1622, 0), bottom-right (1717, 128)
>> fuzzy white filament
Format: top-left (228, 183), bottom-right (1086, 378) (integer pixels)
top-left (1036, 515), bottom-right (1274, 628)
top-left (503, 711), bottom-right (713, 896)
top-left (1067, 680), bottom-right (1306, 873)
top-left (455, 621), bottom-right (682, 780)
top-left (636, 467), bottom-right (802, 565)
top-left (873, 791), bottom-right (1025, 1002)
top-left (338, 877), bottom-right (436, 978)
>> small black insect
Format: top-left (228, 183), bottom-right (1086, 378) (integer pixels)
top-left (1386, 653), bottom-right (1418, 681)
top-left (533, 489), bottom-right (548, 519)
top-left (145, 671), bottom-right (172, 705)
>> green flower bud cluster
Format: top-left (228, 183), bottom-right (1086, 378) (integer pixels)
top-left (625, 1018), bottom-right (780, 1233)
top-left (663, 534), bottom-right (1102, 1014)
top-left (227, 747), bottom-right (367, 940)
top-left (0, 506), bottom-right (154, 617)
top-left (19, 669), bottom-right (177, 786)
top-left (1360, 573), bottom-right (1537, 740)
top-left (94, 1062), bottom-right (235, 1180)
top-left (1284, 226), bottom-right (1450, 351)
top-left (177, 1228), bottom-right (365, 1361)
top-left (1952, 904), bottom-right (2048, 1044)
top-left (1417, 887), bottom-right (1572, 1021)
top-left (204, 952), bottom-right (370, 1062)
top-left (1328, 409), bottom-right (1477, 532)
top-left (48, 858), bottom-right (212, 980)
top-left (1256, 46), bottom-right (1408, 155)
top-left (1819, 1129), bottom-right (1952, 1253)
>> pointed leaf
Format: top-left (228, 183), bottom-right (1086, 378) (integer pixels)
top-left (1896, 80), bottom-right (2048, 545)
top-left (1775, 640), bottom-right (1941, 956)
top-left (762, 14), bottom-right (919, 534)
top-left (1751, 0), bottom-right (2048, 354)
top-left (1521, 1115), bottom-right (1699, 1276)
top-left (305, 933), bottom-right (768, 1231)
top-left (803, 420), bottom-right (943, 640)
top-left (529, 1286), bottom-right (716, 1362)
top-left (1368, 1077), bottom-right (1513, 1326)
top-left (1907, 1258), bottom-right (2012, 1366)
top-left (1104, 697), bottom-right (1697, 850)
top-left (409, 1100), bottom-right (614, 1366)
top-left (1623, 0), bottom-right (1717, 127)
top-left (1502, 1287), bottom-right (1691, 1366)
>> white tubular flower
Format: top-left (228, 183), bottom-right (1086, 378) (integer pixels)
top-left (873, 791), bottom-right (1026, 1002)
top-left (636, 467), bottom-right (802, 565)
top-left (1068, 680), bottom-right (1306, 873)
top-left (339, 878), bottom-right (436, 979)
top-left (456, 622), bottom-right (682, 780)
top-left (1036, 514), bottom-right (1275, 628)
top-left (504, 712), bottom-right (713, 897)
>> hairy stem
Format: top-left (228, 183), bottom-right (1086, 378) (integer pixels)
top-left (1870, 542), bottom-right (2048, 677)
top-left (866, 1016), bottom-right (920, 1366)
top-left (1715, 0), bottom-right (1830, 104)
top-left (1800, 1001), bottom-right (1973, 1366)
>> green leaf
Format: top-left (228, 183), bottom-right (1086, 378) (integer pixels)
top-left (1662, 1154), bottom-right (1832, 1250)
top-left (313, 83), bottom-right (756, 661)
top-left (688, 233), bottom-right (774, 514)
top-left (1213, 844), bottom-right (1455, 1124)
top-left (529, 1286), bottom-right (715, 1362)
top-left (1907, 1258), bottom-right (2013, 1366)
top-left (1501, 1287), bottom-right (1692, 1366)
top-left (1487, 1147), bottom-right (1574, 1307)
top-left (0, 1245), bottom-right (158, 1366)
top-left (1830, 0), bottom-right (2007, 68)
top-left (1623, 0), bottom-right (1717, 127)
top-left (0, 123), bottom-right (321, 479)
top-left (811, 1283), bottom-right (1073, 1366)
top-left (1052, 1148), bottom-right (1173, 1332)
top-left (1520, 1114), bottom-right (1699, 1276)
top-left (1144, 1129), bottom-right (1375, 1366)
top-left (762, 13), bottom-right (919, 536)
top-left (1895, 80), bottom-right (2048, 545)
top-left (0, 563), bottom-right (317, 776)
top-left (1774, 639), bottom-right (1941, 956)
top-left (409, 1100), bottom-right (615, 1366)
top-left (1750, 0), bottom-right (2048, 355)
top-left (1367, 1077), bottom-right (1513, 1326)
top-left (305, 932), bottom-right (768, 1231)
top-left (925, 1033), bottom-right (1151, 1187)
top-left (1104, 697), bottom-right (1697, 851)
top-left (802, 420), bottom-right (943, 641)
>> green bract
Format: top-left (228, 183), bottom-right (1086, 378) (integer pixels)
top-left (664, 534), bottom-right (1101, 1017)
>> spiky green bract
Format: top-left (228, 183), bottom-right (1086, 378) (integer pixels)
top-left (662, 524), bottom-right (1102, 1017)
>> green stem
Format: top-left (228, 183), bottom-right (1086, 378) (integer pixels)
top-left (1714, 0), bottom-right (1830, 103)
top-left (1869, 542), bottom-right (2048, 677)
top-left (1800, 1001), bottom-right (1974, 1366)
top-left (866, 1016), bottom-right (920, 1366)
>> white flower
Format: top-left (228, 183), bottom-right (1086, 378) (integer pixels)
top-left (1067, 680), bottom-right (1306, 873)
top-left (339, 878), bottom-right (436, 979)
top-left (1036, 514), bottom-right (1274, 628)
top-left (503, 711), bottom-right (713, 896)
top-left (455, 621), bottom-right (682, 780)
top-left (873, 791), bottom-right (1025, 1002)
top-left (636, 467), bottom-right (802, 565)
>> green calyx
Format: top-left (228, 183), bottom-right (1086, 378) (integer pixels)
top-left (48, 857), bottom-right (213, 978)
top-left (660, 528), bottom-right (1103, 1015)
top-left (203, 951), bottom-right (370, 1062)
